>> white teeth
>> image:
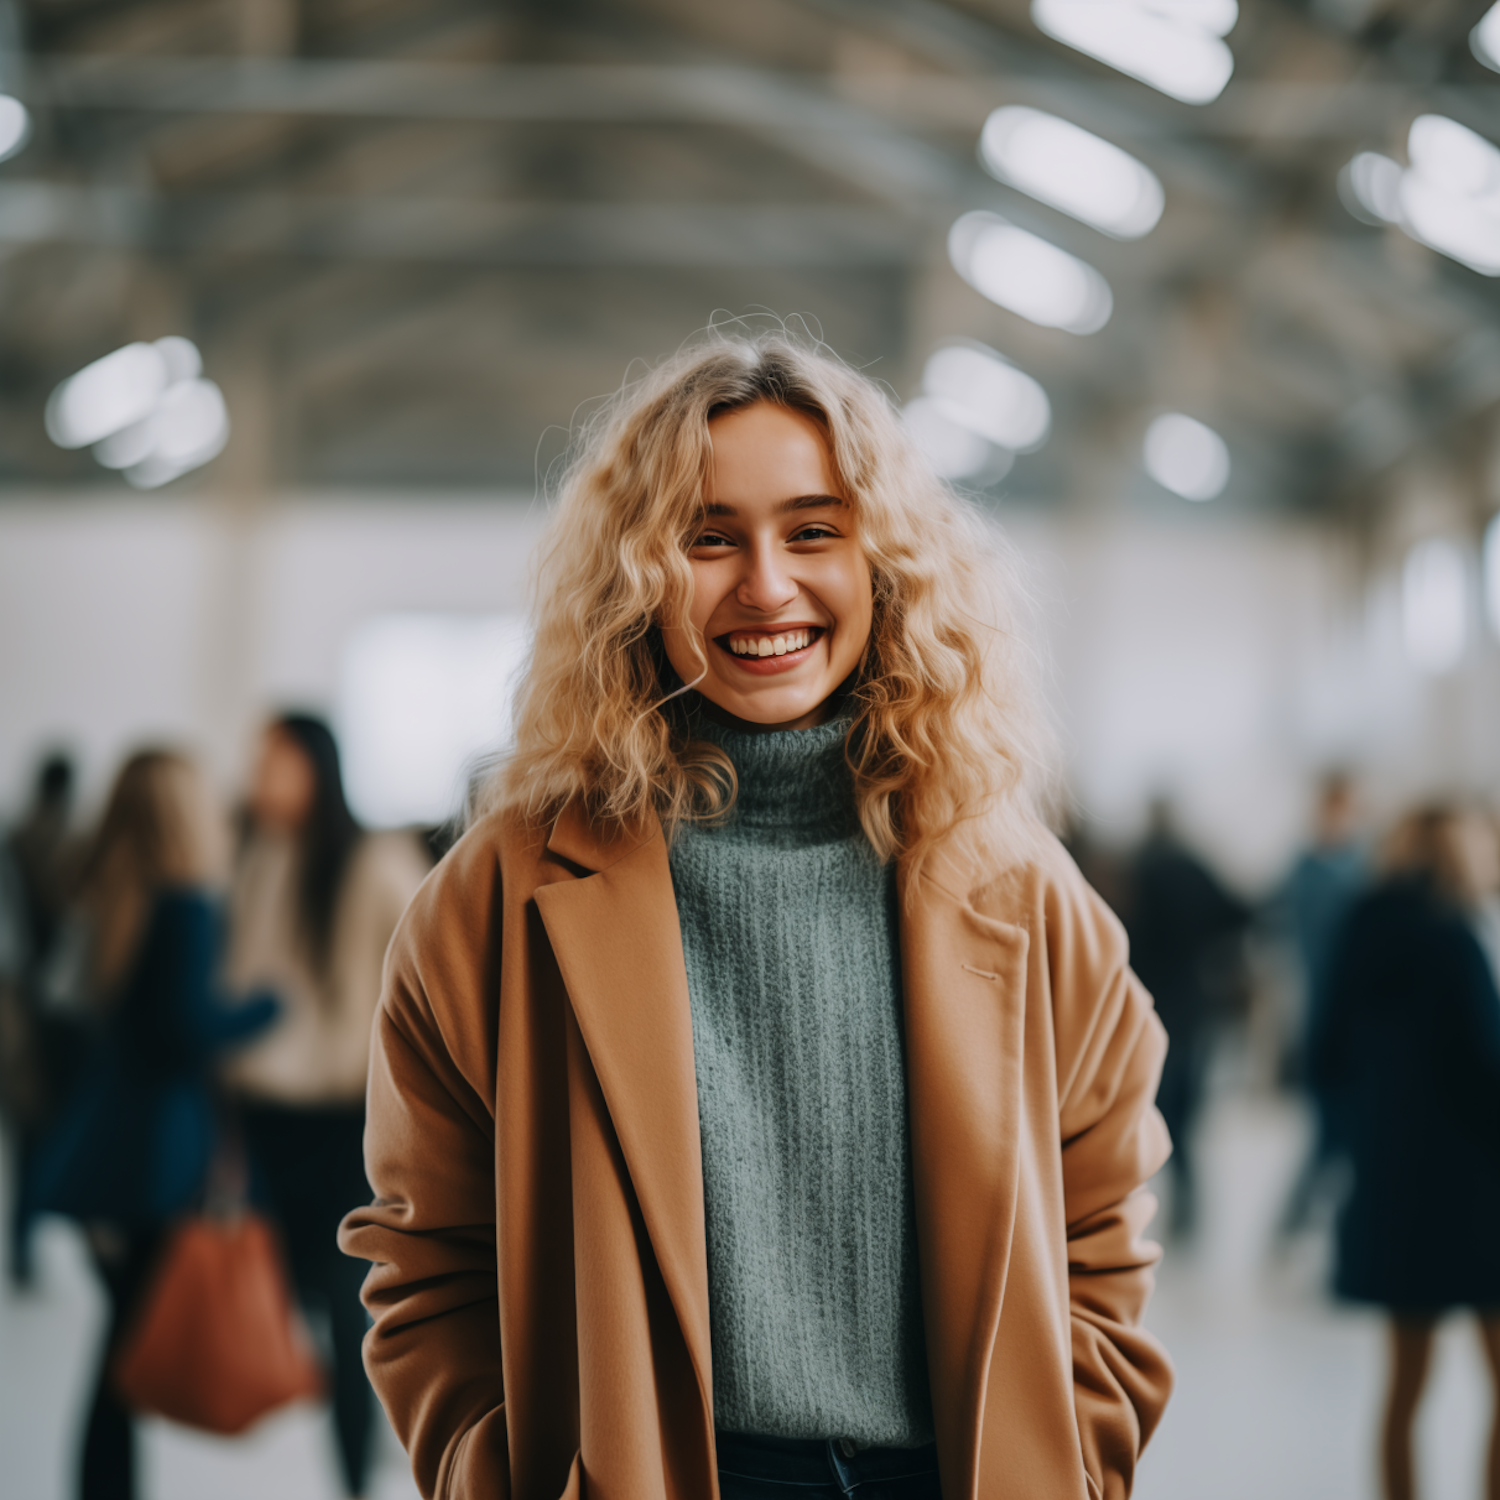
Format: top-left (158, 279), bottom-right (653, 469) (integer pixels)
top-left (729, 629), bottom-right (815, 655)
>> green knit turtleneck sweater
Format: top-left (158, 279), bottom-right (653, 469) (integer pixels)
top-left (668, 713), bottom-right (933, 1448)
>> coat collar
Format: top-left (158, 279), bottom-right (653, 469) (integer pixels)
top-left (543, 800), bottom-right (656, 874)
top-left (535, 803), bottom-right (1029, 1500)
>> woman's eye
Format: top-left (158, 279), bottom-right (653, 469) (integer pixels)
top-left (691, 532), bottom-right (734, 549)
top-left (791, 525), bottom-right (838, 542)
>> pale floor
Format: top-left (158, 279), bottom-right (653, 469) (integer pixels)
top-left (2, 1088), bottom-right (1494, 1500)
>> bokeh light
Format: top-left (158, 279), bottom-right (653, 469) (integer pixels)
top-left (45, 338), bottom-right (229, 487)
top-left (1143, 413), bottom-right (1231, 501)
top-left (0, 95), bottom-right (30, 162)
top-left (978, 107), bottom-right (1164, 240)
top-left (1031, 0), bottom-right (1237, 106)
top-left (948, 211), bottom-right (1112, 334)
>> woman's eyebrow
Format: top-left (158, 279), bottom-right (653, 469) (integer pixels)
top-left (702, 494), bottom-right (847, 517)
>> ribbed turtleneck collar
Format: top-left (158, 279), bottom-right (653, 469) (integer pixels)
top-left (690, 713), bottom-right (859, 842)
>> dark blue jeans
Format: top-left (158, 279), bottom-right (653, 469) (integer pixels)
top-left (716, 1431), bottom-right (943, 1500)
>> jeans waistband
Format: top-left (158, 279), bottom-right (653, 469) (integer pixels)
top-left (715, 1429), bottom-right (940, 1486)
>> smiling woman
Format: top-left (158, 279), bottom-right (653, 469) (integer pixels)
top-left (339, 332), bottom-right (1173, 1500)
top-left (664, 401), bottom-right (873, 731)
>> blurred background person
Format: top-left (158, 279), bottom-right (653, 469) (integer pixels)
top-left (1123, 796), bottom-right (1251, 1239)
top-left (9, 754), bottom-right (80, 968)
top-left (0, 819), bottom-right (32, 1284)
top-left (1274, 771), bottom-right (1366, 1241)
top-left (22, 749), bottom-right (277, 1500)
top-left (1312, 805), bottom-right (1500, 1500)
top-left (222, 713), bottom-right (429, 1500)
top-left (1, 753), bottom-right (84, 1286)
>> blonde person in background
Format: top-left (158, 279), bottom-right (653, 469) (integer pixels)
top-left (24, 750), bottom-right (277, 1500)
top-left (224, 713), bottom-right (429, 1500)
top-left (340, 332), bottom-right (1172, 1500)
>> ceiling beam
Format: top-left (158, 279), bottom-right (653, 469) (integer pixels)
top-left (0, 181), bottom-right (924, 265)
top-left (33, 53), bottom-right (1500, 143)
top-left (32, 56), bottom-right (968, 211)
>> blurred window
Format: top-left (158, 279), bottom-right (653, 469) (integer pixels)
top-left (335, 612), bottom-right (529, 829)
top-left (1482, 515), bottom-right (1500, 643)
top-left (1401, 539), bottom-right (1468, 675)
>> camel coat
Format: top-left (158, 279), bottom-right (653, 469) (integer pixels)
top-left (339, 803), bottom-right (1172, 1500)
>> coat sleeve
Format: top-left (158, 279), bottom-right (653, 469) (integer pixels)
top-left (1044, 850), bottom-right (1174, 1500)
top-left (338, 832), bottom-right (510, 1500)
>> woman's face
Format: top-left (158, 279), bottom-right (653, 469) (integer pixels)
top-left (249, 727), bottom-right (316, 831)
top-left (662, 401), bottom-right (875, 732)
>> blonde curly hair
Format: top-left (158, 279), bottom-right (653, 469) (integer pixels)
top-left (490, 330), bottom-right (1055, 884)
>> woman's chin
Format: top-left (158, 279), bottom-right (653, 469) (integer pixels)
top-left (697, 685), bottom-right (835, 733)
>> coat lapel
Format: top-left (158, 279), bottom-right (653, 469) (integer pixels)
top-left (532, 807), bottom-right (714, 1419)
top-left (899, 860), bottom-right (1030, 1500)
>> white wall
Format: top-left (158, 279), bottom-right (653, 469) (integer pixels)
top-left (2, 488), bottom-right (1496, 890)
top-left (0, 489), bottom-right (546, 816)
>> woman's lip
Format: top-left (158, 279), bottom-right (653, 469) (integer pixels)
top-left (713, 629), bottom-right (822, 675)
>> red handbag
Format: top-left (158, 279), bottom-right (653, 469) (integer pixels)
top-left (111, 1154), bottom-right (324, 1434)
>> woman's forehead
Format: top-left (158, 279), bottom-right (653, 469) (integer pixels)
top-left (705, 402), bottom-right (842, 504)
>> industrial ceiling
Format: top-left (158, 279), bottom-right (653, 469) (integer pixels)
top-left (3, 0), bottom-right (1499, 526)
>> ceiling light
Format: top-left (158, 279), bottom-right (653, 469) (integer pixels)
top-left (1338, 152), bottom-right (1402, 225)
top-left (1338, 118), bottom-right (1500, 277)
top-left (45, 337), bottom-right (230, 486)
top-left (45, 343), bottom-right (170, 450)
top-left (1143, 412), bottom-right (1230, 500)
top-left (1401, 538), bottom-right (1467, 674)
top-left (1471, 2), bottom-right (1500, 72)
top-left (1031, 0), bottom-right (1237, 106)
top-left (113, 380), bottom-right (231, 489)
top-left (0, 95), bottom-right (29, 162)
top-left (979, 107), bottom-right (1164, 239)
top-left (903, 397), bottom-right (1009, 481)
top-left (948, 211), bottom-right (1112, 334)
top-left (921, 342), bottom-right (1051, 452)
top-left (1401, 115), bottom-right (1500, 276)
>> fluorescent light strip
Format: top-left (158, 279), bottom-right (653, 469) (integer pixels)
top-left (1031, 0), bottom-right (1237, 106)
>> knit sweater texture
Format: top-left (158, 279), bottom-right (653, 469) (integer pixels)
top-left (668, 713), bottom-right (933, 1447)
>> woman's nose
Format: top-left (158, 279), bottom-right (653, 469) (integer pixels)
top-left (736, 541), bottom-right (798, 612)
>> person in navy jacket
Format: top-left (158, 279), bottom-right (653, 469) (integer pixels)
top-left (26, 749), bottom-right (275, 1500)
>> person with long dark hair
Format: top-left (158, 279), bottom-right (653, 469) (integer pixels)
top-left (1313, 805), bottom-right (1500, 1500)
top-left (25, 749), bottom-right (276, 1500)
top-left (223, 714), bottom-right (429, 1500)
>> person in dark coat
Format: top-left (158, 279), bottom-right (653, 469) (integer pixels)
top-left (1274, 771), bottom-right (1365, 1238)
top-left (2, 751), bottom-right (84, 1286)
top-left (1311, 805), bottom-right (1500, 1500)
top-left (1124, 796), bottom-right (1249, 1237)
top-left (25, 750), bottom-right (275, 1500)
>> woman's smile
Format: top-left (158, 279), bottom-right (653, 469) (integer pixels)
top-left (662, 401), bottom-right (874, 731)
top-left (718, 625), bottom-right (824, 672)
